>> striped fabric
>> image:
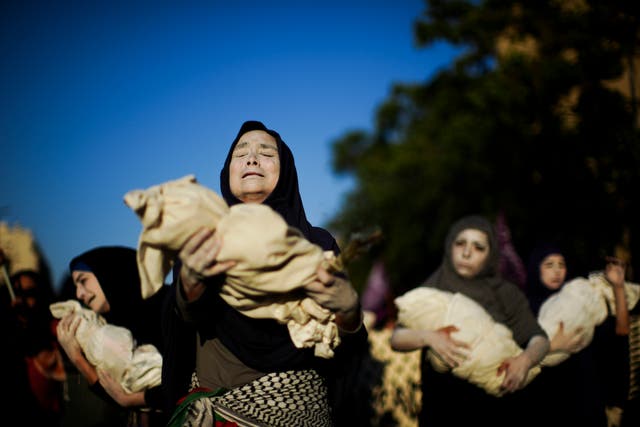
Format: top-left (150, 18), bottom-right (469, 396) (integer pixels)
top-left (172, 370), bottom-right (332, 427)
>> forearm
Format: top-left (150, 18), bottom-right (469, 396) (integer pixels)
top-left (119, 391), bottom-right (146, 408)
top-left (605, 263), bottom-right (629, 335)
top-left (390, 327), bottom-right (428, 352)
top-left (522, 334), bottom-right (550, 367)
top-left (335, 301), bottom-right (363, 333)
top-left (72, 352), bottom-right (99, 385)
top-left (180, 266), bottom-right (206, 302)
top-left (613, 286), bottom-right (630, 335)
top-left (175, 273), bottom-right (217, 324)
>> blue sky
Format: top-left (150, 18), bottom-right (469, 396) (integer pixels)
top-left (1, 0), bottom-right (458, 290)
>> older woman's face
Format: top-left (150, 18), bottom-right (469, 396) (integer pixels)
top-left (451, 228), bottom-right (490, 279)
top-left (229, 130), bottom-right (280, 203)
top-left (72, 270), bottom-right (110, 314)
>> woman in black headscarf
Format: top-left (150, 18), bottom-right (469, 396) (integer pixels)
top-left (391, 215), bottom-right (549, 427)
top-left (56, 246), bottom-right (169, 426)
top-left (525, 244), bottom-right (570, 315)
top-left (521, 243), bottom-right (628, 427)
top-left (162, 120), bottom-right (366, 427)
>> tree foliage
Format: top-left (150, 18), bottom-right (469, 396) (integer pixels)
top-left (330, 0), bottom-right (640, 295)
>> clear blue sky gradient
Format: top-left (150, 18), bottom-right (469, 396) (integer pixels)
top-left (1, 1), bottom-right (458, 290)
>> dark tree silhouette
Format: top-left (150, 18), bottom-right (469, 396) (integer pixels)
top-left (330, 0), bottom-right (640, 293)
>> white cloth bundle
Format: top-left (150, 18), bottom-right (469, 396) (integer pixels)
top-left (395, 287), bottom-right (540, 396)
top-left (50, 300), bottom-right (162, 393)
top-left (539, 272), bottom-right (640, 367)
top-left (124, 175), bottom-right (340, 358)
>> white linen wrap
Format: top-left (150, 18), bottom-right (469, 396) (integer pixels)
top-left (538, 272), bottom-right (640, 366)
top-left (49, 300), bottom-right (162, 393)
top-left (395, 287), bottom-right (540, 396)
top-left (123, 175), bottom-right (341, 359)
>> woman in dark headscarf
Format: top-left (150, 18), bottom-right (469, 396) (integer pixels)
top-left (162, 120), bottom-right (366, 427)
top-left (525, 243), bottom-right (569, 315)
top-left (56, 246), bottom-right (169, 426)
top-left (391, 215), bottom-right (549, 427)
top-left (521, 243), bottom-right (626, 427)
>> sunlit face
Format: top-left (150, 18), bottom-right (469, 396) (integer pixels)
top-left (539, 254), bottom-right (566, 290)
top-left (451, 228), bottom-right (490, 279)
top-left (72, 270), bottom-right (110, 314)
top-left (229, 130), bottom-right (280, 203)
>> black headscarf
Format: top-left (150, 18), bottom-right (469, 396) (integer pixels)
top-left (220, 120), bottom-right (336, 251)
top-left (525, 243), bottom-right (566, 315)
top-left (69, 246), bottom-right (167, 349)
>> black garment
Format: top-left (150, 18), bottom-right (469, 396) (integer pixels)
top-left (520, 243), bottom-right (624, 427)
top-left (418, 215), bottom-right (545, 427)
top-left (1, 293), bottom-right (58, 426)
top-left (69, 246), bottom-right (170, 418)
top-left (519, 345), bottom-right (608, 427)
top-left (1, 270), bottom-right (65, 426)
top-left (593, 313), bottom-right (630, 418)
top-left (162, 120), bottom-right (368, 425)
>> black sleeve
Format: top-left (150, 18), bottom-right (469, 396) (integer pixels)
top-left (593, 316), bottom-right (630, 408)
top-left (321, 326), bottom-right (370, 427)
top-left (88, 379), bottom-right (115, 403)
top-left (144, 384), bottom-right (166, 410)
top-left (500, 282), bottom-right (547, 346)
top-left (160, 265), bottom-right (197, 413)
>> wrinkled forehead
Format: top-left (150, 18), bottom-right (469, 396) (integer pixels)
top-left (233, 130), bottom-right (278, 151)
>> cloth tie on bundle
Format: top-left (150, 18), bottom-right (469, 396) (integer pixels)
top-left (49, 300), bottom-right (162, 393)
top-left (123, 175), bottom-right (341, 359)
top-left (395, 287), bottom-right (540, 396)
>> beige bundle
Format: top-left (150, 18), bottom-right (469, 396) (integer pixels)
top-left (50, 300), bottom-right (162, 393)
top-left (123, 175), bottom-right (341, 358)
top-left (539, 272), bottom-right (640, 366)
top-left (395, 287), bottom-right (540, 396)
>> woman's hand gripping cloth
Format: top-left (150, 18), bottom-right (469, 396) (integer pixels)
top-left (49, 300), bottom-right (162, 393)
top-left (395, 287), bottom-right (540, 396)
top-left (123, 175), bottom-right (341, 359)
top-left (539, 272), bottom-right (640, 367)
